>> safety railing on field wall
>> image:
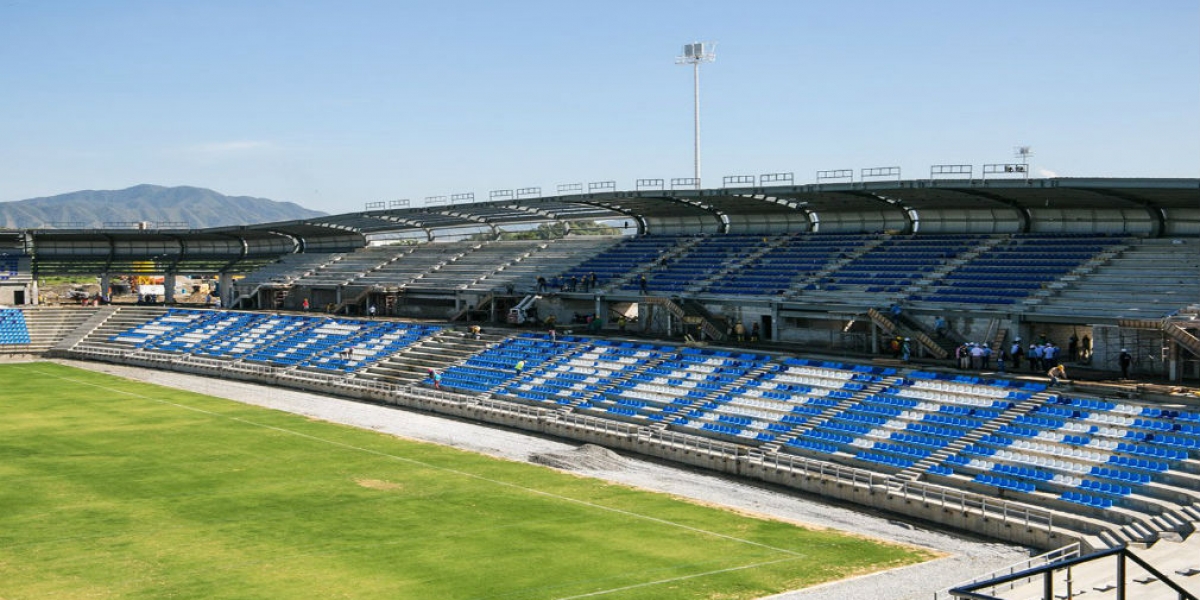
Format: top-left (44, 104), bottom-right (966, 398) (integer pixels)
top-left (756, 451), bottom-right (888, 487)
top-left (72, 346), bottom-right (125, 359)
top-left (647, 428), bottom-right (742, 458)
top-left (131, 349), bottom-right (176, 363)
top-left (888, 479), bottom-right (1056, 532)
top-left (345, 378), bottom-right (400, 394)
top-left (476, 396), bottom-right (549, 418)
top-left (177, 355), bottom-right (230, 369)
top-left (556, 411), bottom-right (641, 436)
top-left (228, 363), bottom-right (279, 376)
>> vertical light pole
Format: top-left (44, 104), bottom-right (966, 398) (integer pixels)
top-left (1015, 145), bottom-right (1033, 180)
top-left (676, 42), bottom-right (716, 184)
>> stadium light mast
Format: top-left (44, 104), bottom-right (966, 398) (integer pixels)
top-left (1015, 145), bottom-right (1033, 180)
top-left (676, 42), bottom-right (716, 184)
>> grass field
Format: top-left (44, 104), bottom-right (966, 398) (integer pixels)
top-left (0, 362), bottom-right (934, 599)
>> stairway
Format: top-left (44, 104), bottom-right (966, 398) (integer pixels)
top-left (895, 390), bottom-right (1054, 481)
top-left (357, 328), bottom-right (501, 387)
top-left (867, 308), bottom-right (949, 359)
top-left (642, 296), bottom-right (726, 341)
top-left (49, 305), bottom-right (119, 354)
top-left (1118, 317), bottom-right (1200, 358)
top-left (1163, 321), bottom-right (1200, 357)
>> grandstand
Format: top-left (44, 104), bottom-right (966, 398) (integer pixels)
top-left (2, 176), bottom-right (1199, 598)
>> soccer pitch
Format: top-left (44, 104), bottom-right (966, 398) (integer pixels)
top-left (0, 362), bottom-right (933, 599)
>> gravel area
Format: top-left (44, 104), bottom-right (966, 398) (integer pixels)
top-left (55, 359), bottom-right (1033, 600)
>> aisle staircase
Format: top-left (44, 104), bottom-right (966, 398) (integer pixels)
top-left (642, 296), bottom-right (726, 341)
top-left (867, 308), bottom-right (949, 359)
top-left (357, 329), bottom-right (503, 387)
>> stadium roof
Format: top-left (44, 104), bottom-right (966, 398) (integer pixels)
top-left (240, 176), bottom-right (1200, 237)
top-left (8, 177), bottom-right (1198, 276)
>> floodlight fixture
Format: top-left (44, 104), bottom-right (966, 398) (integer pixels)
top-left (556, 183), bottom-right (584, 195)
top-left (424, 195), bottom-right (448, 206)
top-left (515, 187), bottom-right (541, 199)
top-left (451, 192), bottom-right (475, 204)
top-left (388, 199), bottom-right (410, 209)
top-left (636, 178), bottom-right (665, 191)
top-left (490, 189), bottom-right (515, 201)
top-left (1014, 146), bottom-right (1033, 180)
top-left (364, 201), bottom-right (386, 211)
top-left (676, 41), bottom-right (716, 183)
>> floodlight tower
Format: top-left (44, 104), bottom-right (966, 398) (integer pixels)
top-left (676, 42), bottom-right (716, 183)
top-left (1014, 145), bottom-right (1033, 179)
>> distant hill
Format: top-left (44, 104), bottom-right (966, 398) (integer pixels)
top-left (0, 185), bottom-right (327, 229)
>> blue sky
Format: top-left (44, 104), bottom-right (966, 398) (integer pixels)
top-left (1, 0), bottom-right (1197, 215)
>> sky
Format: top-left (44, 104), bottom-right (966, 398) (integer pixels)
top-left (1, 0), bottom-right (1197, 215)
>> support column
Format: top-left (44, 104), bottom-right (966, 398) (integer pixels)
top-left (218, 272), bottom-right (233, 308)
top-left (771, 303), bottom-right (780, 341)
top-left (163, 271), bottom-right (176, 304)
top-left (1168, 340), bottom-right (1180, 383)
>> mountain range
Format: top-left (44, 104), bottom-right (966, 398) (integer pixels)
top-left (0, 185), bottom-right (327, 229)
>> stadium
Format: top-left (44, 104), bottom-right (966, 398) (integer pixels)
top-left (2, 175), bottom-right (1200, 599)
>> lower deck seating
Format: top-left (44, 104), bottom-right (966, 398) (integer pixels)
top-left (0, 308), bottom-right (31, 344)
top-left (78, 307), bottom-right (1200, 536)
top-left (106, 309), bottom-right (440, 373)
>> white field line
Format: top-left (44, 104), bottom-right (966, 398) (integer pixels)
top-left (552, 556), bottom-right (803, 600)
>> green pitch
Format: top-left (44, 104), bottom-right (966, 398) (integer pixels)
top-left (0, 362), bottom-right (933, 599)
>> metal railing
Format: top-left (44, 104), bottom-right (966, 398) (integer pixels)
top-left (648, 429), bottom-right (741, 458)
top-left (889, 479), bottom-right (1055, 532)
top-left (948, 546), bottom-right (1198, 600)
top-left (756, 451), bottom-right (888, 486)
top-left (934, 542), bottom-right (1081, 600)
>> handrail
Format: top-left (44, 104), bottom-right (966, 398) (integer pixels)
top-left (757, 451), bottom-right (888, 486)
top-left (889, 479), bottom-right (1056, 531)
top-left (934, 542), bottom-right (1081, 600)
top-left (949, 546), bottom-right (1198, 600)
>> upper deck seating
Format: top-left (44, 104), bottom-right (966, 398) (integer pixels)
top-left (621, 235), bottom-right (769, 294)
top-left (917, 234), bottom-right (1119, 305)
top-left (556, 235), bottom-right (684, 292)
top-left (0, 254), bottom-right (20, 281)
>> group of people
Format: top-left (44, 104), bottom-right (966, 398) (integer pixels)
top-left (543, 272), bottom-right (602, 293)
top-left (889, 336), bottom-right (913, 362)
top-left (1017, 339), bottom-right (1066, 373)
